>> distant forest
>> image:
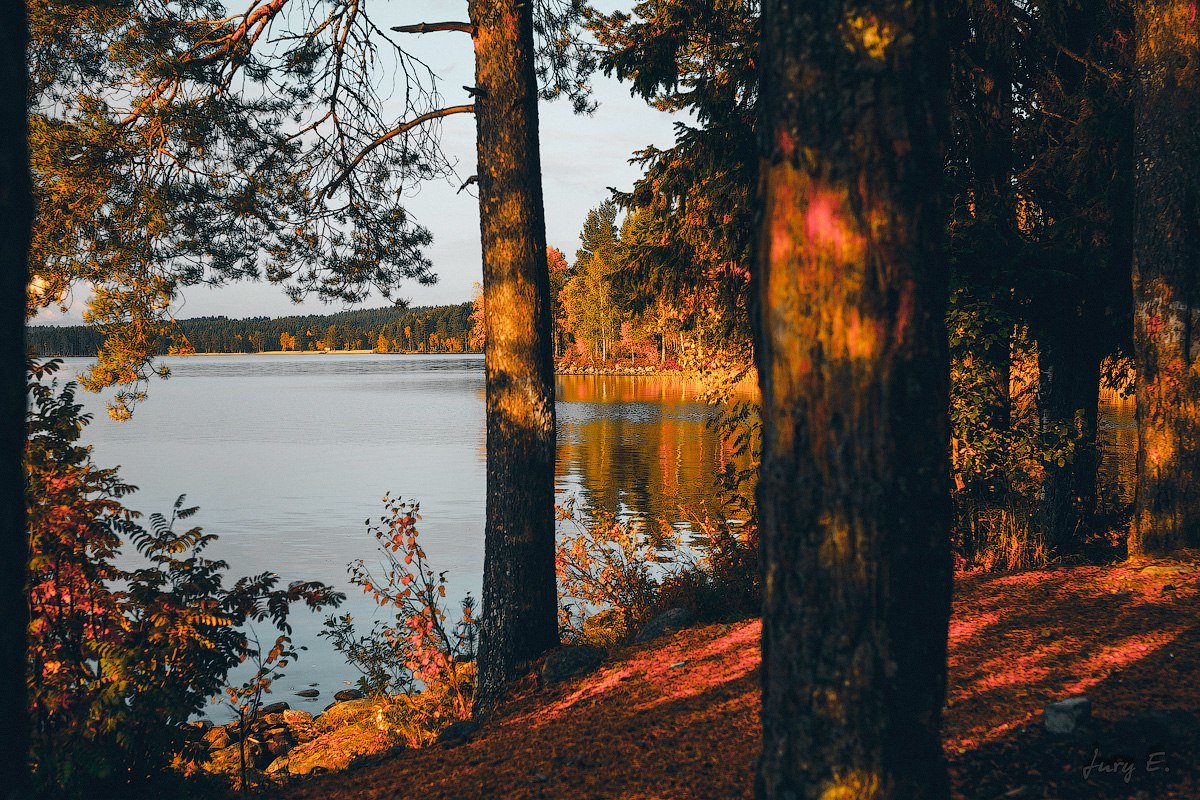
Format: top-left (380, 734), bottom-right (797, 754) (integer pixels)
top-left (29, 303), bottom-right (476, 356)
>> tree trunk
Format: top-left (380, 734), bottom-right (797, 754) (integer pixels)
top-left (0, 3), bottom-right (31, 796)
top-left (964, 0), bottom-right (1014, 432)
top-left (1037, 327), bottom-right (1102, 551)
top-left (754, 1), bottom-right (952, 798)
top-left (470, 0), bottom-right (561, 710)
top-left (1027, 0), bottom-right (1127, 554)
top-left (1129, 0), bottom-right (1200, 554)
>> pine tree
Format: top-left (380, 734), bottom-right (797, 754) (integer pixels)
top-left (1021, 0), bottom-right (1133, 549)
top-left (470, 0), bottom-right (563, 710)
top-left (754, 0), bottom-right (952, 796)
top-left (1129, 0), bottom-right (1200, 553)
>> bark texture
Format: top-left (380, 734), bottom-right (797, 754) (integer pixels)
top-left (1129, 0), bottom-right (1200, 554)
top-left (470, 0), bottom-right (561, 709)
top-left (0, 2), bottom-right (31, 796)
top-left (754, 1), bottom-right (952, 798)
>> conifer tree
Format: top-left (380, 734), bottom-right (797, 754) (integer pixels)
top-left (1129, 0), bottom-right (1200, 553)
top-left (470, 0), bottom-right (562, 710)
top-left (754, 0), bottom-right (953, 796)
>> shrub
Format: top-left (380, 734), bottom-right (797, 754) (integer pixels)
top-left (555, 500), bottom-right (681, 641)
top-left (656, 510), bottom-right (759, 621)
top-left (26, 361), bottom-right (343, 798)
top-left (320, 496), bottom-right (477, 743)
top-left (948, 311), bottom-right (1077, 570)
top-left (555, 497), bottom-right (760, 645)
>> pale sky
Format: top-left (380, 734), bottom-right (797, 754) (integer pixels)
top-left (34, 1), bottom-right (679, 323)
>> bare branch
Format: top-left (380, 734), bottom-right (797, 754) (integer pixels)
top-left (391, 21), bottom-right (475, 35)
top-left (323, 104), bottom-right (476, 197)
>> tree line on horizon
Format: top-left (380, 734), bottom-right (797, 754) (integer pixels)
top-left (28, 303), bottom-right (476, 357)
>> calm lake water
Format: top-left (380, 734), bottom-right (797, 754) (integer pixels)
top-left (57, 354), bottom-right (739, 719)
top-left (53, 354), bottom-right (1136, 719)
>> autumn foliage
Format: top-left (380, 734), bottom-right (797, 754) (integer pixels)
top-left (555, 499), bottom-right (759, 644)
top-left (25, 360), bottom-right (342, 798)
top-left (320, 497), bottom-right (477, 744)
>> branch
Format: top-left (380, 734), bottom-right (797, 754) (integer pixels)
top-left (322, 105), bottom-right (476, 197)
top-left (119, 0), bottom-right (291, 127)
top-left (391, 21), bottom-right (475, 35)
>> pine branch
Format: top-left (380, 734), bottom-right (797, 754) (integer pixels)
top-left (322, 104), bottom-right (476, 197)
top-left (391, 21), bottom-right (475, 35)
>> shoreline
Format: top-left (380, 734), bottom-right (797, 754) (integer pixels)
top-left (50, 349), bottom-right (728, 379)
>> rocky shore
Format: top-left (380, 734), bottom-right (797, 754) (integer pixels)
top-left (188, 689), bottom-right (400, 787)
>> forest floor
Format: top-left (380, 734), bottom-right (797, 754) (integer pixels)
top-left (273, 556), bottom-right (1200, 800)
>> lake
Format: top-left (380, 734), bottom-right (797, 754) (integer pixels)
top-left (57, 354), bottom-right (741, 718)
top-left (52, 354), bottom-right (1135, 719)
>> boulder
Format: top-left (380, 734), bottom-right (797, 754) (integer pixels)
top-left (541, 645), bottom-right (606, 684)
top-left (204, 725), bottom-right (232, 751)
top-left (247, 712), bottom-right (288, 740)
top-left (264, 729), bottom-right (296, 759)
top-left (1045, 696), bottom-right (1091, 735)
top-left (295, 688), bottom-right (320, 698)
top-left (634, 608), bottom-right (696, 643)
top-left (437, 719), bottom-right (480, 747)
top-left (265, 718), bottom-right (393, 777)
top-left (334, 688), bottom-right (366, 702)
top-left (204, 740), bottom-right (262, 776)
top-left (282, 708), bottom-right (314, 727)
top-left (314, 698), bottom-right (375, 732)
top-left (260, 701), bottom-right (289, 715)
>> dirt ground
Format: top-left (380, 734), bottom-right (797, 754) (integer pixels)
top-left (276, 557), bottom-right (1200, 800)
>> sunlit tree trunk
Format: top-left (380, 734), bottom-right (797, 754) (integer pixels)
top-left (754, 0), bottom-right (952, 798)
top-left (0, 3), bottom-right (31, 796)
top-left (470, 0), bottom-right (561, 709)
top-left (1129, 0), bottom-right (1200, 554)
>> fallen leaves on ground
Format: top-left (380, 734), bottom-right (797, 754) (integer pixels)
top-left (275, 556), bottom-right (1200, 800)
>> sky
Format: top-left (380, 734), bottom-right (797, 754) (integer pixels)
top-left (33, 1), bottom-right (680, 324)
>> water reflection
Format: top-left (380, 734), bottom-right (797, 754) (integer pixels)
top-left (555, 375), bottom-right (749, 522)
top-left (1098, 394), bottom-right (1137, 509)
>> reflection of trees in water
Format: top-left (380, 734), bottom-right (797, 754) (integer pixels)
top-left (555, 377), bottom-right (1137, 525)
top-left (1098, 395), bottom-right (1137, 511)
top-left (555, 376), bottom-right (750, 524)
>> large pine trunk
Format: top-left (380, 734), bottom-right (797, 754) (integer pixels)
top-left (754, 1), bottom-right (953, 798)
top-left (0, 2), bottom-right (31, 794)
top-left (470, 0), bottom-right (561, 709)
top-left (1129, 0), bottom-right (1200, 554)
